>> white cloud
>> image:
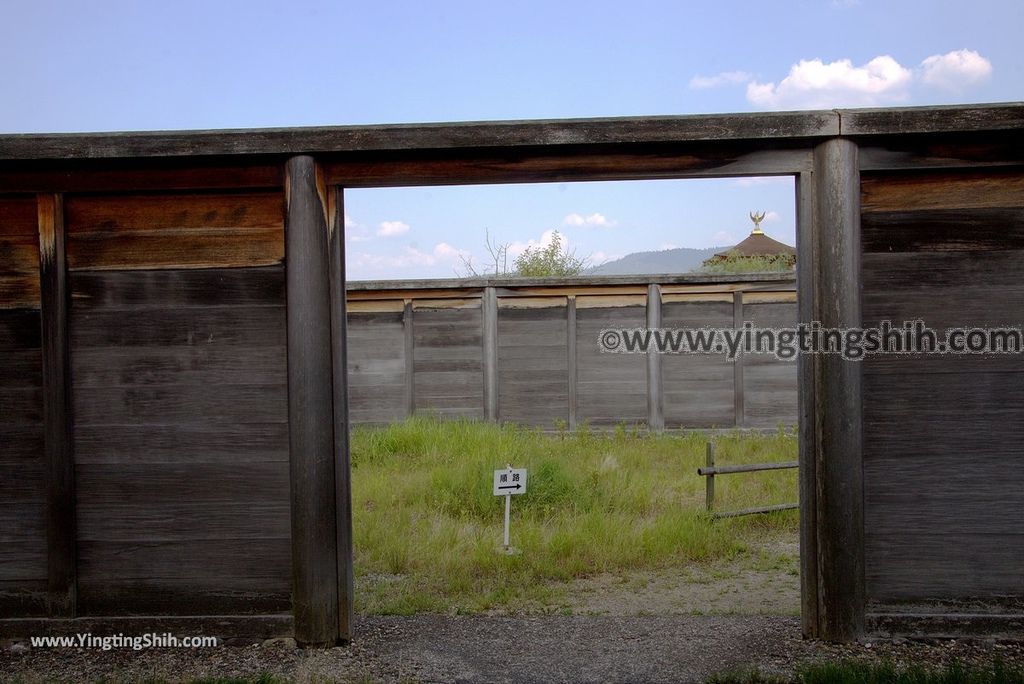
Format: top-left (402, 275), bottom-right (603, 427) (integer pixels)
top-left (588, 250), bottom-right (620, 265)
top-left (508, 229), bottom-right (565, 258)
top-left (712, 230), bottom-right (737, 245)
top-left (747, 56), bottom-right (913, 109)
top-left (343, 214), bottom-right (373, 243)
top-left (764, 211), bottom-right (781, 223)
top-left (920, 49), bottom-right (992, 91)
top-left (377, 220), bottom-right (410, 237)
top-left (688, 71), bottom-right (752, 90)
top-left (352, 242), bottom-right (468, 271)
top-left (730, 176), bottom-right (792, 188)
top-left (563, 212), bottom-right (616, 228)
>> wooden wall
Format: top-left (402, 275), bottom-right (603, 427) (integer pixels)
top-left (63, 189), bottom-right (289, 615)
top-left (346, 285), bottom-right (798, 429)
top-left (0, 196), bottom-right (46, 616)
top-left (861, 167), bottom-right (1024, 616)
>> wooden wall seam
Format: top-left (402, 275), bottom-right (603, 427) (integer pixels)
top-left (37, 192), bottom-right (77, 618)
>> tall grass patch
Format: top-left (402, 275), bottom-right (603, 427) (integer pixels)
top-left (351, 417), bottom-right (798, 614)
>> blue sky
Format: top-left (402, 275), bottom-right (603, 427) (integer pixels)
top-left (3, 1), bottom-right (1021, 279)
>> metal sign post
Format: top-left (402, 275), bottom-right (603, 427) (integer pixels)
top-left (493, 464), bottom-right (527, 553)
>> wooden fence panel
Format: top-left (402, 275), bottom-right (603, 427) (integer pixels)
top-left (413, 305), bottom-right (484, 418)
top-left (347, 309), bottom-right (408, 425)
top-left (496, 301), bottom-right (568, 426)
top-left (575, 301), bottom-right (647, 426)
top-left (68, 265), bottom-right (291, 615)
top-left (861, 166), bottom-right (1024, 614)
top-left (661, 299), bottom-right (734, 428)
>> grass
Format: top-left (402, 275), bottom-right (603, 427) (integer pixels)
top-left (708, 661), bottom-right (1024, 684)
top-left (350, 416), bottom-right (798, 614)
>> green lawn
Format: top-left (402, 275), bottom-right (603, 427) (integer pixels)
top-left (350, 416), bottom-right (799, 614)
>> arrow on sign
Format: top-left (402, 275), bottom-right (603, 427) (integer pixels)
top-left (497, 484), bottom-right (522, 491)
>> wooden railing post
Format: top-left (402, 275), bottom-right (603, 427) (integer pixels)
top-left (404, 300), bottom-right (415, 417)
top-left (796, 170), bottom-right (820, 639)
top-left (646, 283), bottom-right (664, 432)
top-left (38, 193), bottom-right (76, 618)
top-left (733, 291), bottom-right (745, 428)
top-left (482, 286), bottom-right (498, 421)
top-left (567, 296), bottom-right (578, 429)
top-left (285, 156), bottom-right (341, 646)
top-left (705, 442), bottom-right (715, 513)
top-left (811, 138), bottom-right (865, 642)
top-left (327, 186), bottom-right (354, 643)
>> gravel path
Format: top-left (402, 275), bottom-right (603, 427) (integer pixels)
top-left (3, 615), bottom-right (1022, 683)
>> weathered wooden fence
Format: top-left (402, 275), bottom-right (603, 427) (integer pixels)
top-left (0, 103), bottom-right (1021, 646)
top-left (345, 275), bottom-right (797, 429)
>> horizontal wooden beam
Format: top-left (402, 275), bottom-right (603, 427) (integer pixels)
top-left (840, 102), bottom-right (1024, 136)
top-left (0, 110), bottom-right (840, 160)
top-left (323, 146), bottom-right (812, 187)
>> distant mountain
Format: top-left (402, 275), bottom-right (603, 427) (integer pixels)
top-left (588, 246), bottom-right (726, 275)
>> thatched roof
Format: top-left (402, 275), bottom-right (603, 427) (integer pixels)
top-left (713, 230), bottom-right (796, 259)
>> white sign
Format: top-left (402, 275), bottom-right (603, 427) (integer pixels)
top-left (493, 467), bottom-right (527, 496)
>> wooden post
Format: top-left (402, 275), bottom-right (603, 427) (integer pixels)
top-left (327, 186), bottom-right (354, 643)
top-left (733, 291), bottom-right (745, 428)
top-left (38, 193), bottom-right (76, 618)
top-left (796, 169), bottom-right (820, 639)
top-left (705, 442), bottom-right (715, 513)
top-left (284, 155), bottom-right (340, 647)
top-left (482, 286), bottom-right (498, 421)
top-left (646, 284), bottom-right (664, 432)
top-left (566, 296), bottom-right (578, 429)
top-left (404, 300), bottom-right (415, 417)
top-left (811, 138), bottom-right (865, 642)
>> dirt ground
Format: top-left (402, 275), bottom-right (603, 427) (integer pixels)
top-left (4, 535), bottom-right (1020, 683)
top-left (561, 538), bottom-right (800, 617)
top-left (5, 614), bottom-right (1023, 684)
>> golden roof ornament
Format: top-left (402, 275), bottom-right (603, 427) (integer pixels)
top-left (749, 211), bottom-right (766, 235)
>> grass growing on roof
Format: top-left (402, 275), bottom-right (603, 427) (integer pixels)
top-left (350, 416), bottom-right (798, 615)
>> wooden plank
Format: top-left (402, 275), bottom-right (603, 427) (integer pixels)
top-left (858, 133), bottom-right (1024, 172)
top-left (482, 287), bottom-right (498, 421)
top-left (861, 208), bottom-right (1024, 253)
top-left (74, 423), bottom-right (288, 464)
top-left (0, 159), bottom-right (282, 194)
top-left (646, 284), bottom-right (663, 432)
top-left (567, 297), bottom-right (578, 429)
top-left (71, 305), bottom-right (286, 348)
top-left (326, 186), bottom-right (353, 641)
top-left (404, 301), bottom-right (415, 417)
top-left (0, 110), bottom-right (840, 160)
top-left (496, 306), bottom-right (568, 427)
top-left (811, 138), bottom-right (864, 642)
top-left (71, 345), bottom-right (287, 388)
top-left (77, 580), bottom-right (291, 616)
top-left (861, 168), bottom-right (1024, 213)
top-left (733, 292), bottom-right (745, 428)
top-left (840, 103), bottom-right (1024, 136)
top-left (796, 169), bottom-right (819, 639)
top-left (0, 196), bottom-right (41, 309)
top-left (284, 155), bottom-right (339, 646)
top-left (37, 193), bottom-right (76, 618)
top-left (64, 191), bottom-right (284, 271)
top-left (326, 147), bottom-right (814, 187)
top-left (71, 266), bottom-right (285, 309)
top-left (72, 384), bottom-right (287, 426)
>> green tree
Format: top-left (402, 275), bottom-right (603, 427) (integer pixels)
top-left (513, 231), bottom-right (587, 277)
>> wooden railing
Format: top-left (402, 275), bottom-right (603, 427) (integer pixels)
top-left (697, 442), bottom-right (798, 518)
